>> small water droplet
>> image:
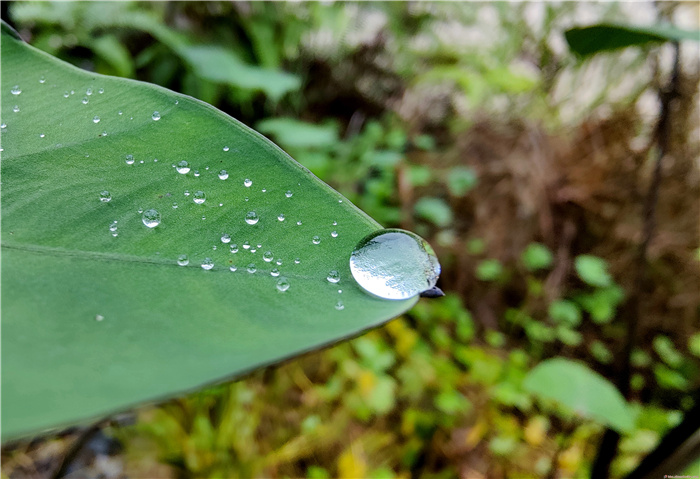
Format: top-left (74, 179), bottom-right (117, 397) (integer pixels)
top-left (312, 236), bottom-right (321, 245)
top-left (277, 214), bottom-right (285, 222)
top-left (99, 190), bottom-right (112, 202)
top-left (327, 270), bottom-right (340, 283)
top-left (335, 300), bottom-right (345, 311)
top-left (245, 211), bottom-right (259, 225)
top-left (276, 259), bottom-right (283, 266)
top-left (212, 245), bottom-right (217, 251)
top-left (242, 241), bottom-right (251, 250)
top-left (176, 160), bottom-right (190, 174)
top-left (1, 123), bottom-right (6, 129)
top-left (349, 229), bottom-right (441, 300)
top-left (244, 178), bottom-right (252, 187)
top-left (111, 232), bottom-right (118, 237)
top-left (10, 85), bottom-right (21, 95)
top-left (294, 258), bottom-right (301, 264)
top-left (39, 76), bottom-right (46, 84)
top-left (331, 231), bottom-right (338, 238)
top-left (125, 154), bottom-right (135, 165)
top-left (13, 105), bottom-right (20, 112)
top-left (63, 91), bottom-right (70, 98)
top-left (339, 200), bottom-right (343, 203)
top-left (223, 146), bottom-right (230, 152)
top-left (172, 202), bottom-right (178, 209)
top-left (86, 87), bottom-right (93, 96)
top-left (201, 258), bottom-right (214, 270)
top-left (219, 203), bottom-right (223, 207)
top-left (137, 208), bottom-right (143, 213)
top-left (177, 254), bottom-right (189, 266)
top-left (109, 221), bottom-right (118, 232)
top-left (333, 221), bottom-right (338, 226)
top-left (230, 244), bottom-right (239, 253)
top-left (98, 88), bottom-right (104, 94)
top-left (118, 110), bottom-right (123, 115)
top-left (174, 99), bottom-right (179, 105)
top-left (229, 265), bottom-right (238, 272)
top-left (270, 268), bottom-right (280, 277)
top-left (250, 248), bottom-right (257, 253)
top-left (262, 188), bottom-right (267, 193)
top-left (152, 111), bottom-right (161, 121)
top-left (184, 190), bottom-right (190, 196)
top-left (218, 170), bottom-right (229, 180)
top-left (101, 131), bottom-right (108, 137)
top-left (93, 116), bottom-right (100, 124)
top-left (82, 97), bottom-right (88, 104)
top-left (193, 170), bottom-right (200, 177)
top-left (95, 314), bottom-right (104, 322)
top-left (221, 234), bottom-right (232, 244)
top-left (276, 277), bottom-right (290, 292)
top-left (296, 221), bottom-right (302, 226)
top-left (153, 158), bottom-right (158, 163)
top-left (202, 216), bottom-right (206, 220)
top-left (247, 263), bottom-right (257, 274)
top-left (71, 90), bottom-right (75, 95)
top-left (244, 197), bottom-right (249, 202)
top-left (139, 159), bottom-right (144, 164)
top-left (39, 133), bottom-right (46, 138)
top-left (263, 251), bottom-right (274, 263)
top-left (285, 190), bottom-right (293, 198)
top-left (142, 209), bottom-right (161, 228)
top-left (338, 289), bottom-right (343, 294)
top-left (193, 191), bottom-right (206, 204)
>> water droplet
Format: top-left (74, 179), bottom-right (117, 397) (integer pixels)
top-left (39, 133), bottom-right (45, 138)
top-left (276, 277), bottom-right (290, 292)
top-left (101, 131), bottom-right (108, 137)
top-left (276, 259), bottom-right (283, 266)
top-left (153, 158), bottom-right (158, 163)
top-left (12, 105), bottom-right (19, 112)
top-left (262, 188), bottom-right (267, 193)
top-left (218, 170), bottom-right (229, 180)
top-left (331, 231), bottom-right (339, 238)
top-left (152, 111), bottom-right (161, 121)
top-left (335, 300), bottom-right (345, 311)
top-left (333, 221), bottom-right (338, 226)
top-left (230, 244), bottom-right (239, 253)
top-left (202, 216), bottom-right (206, 220)
top-left (82, 97), bottom-right (89, 104)
top-left (10, 85), bottom-right (21, 95)
top-left (285, 190), bottom-right (293, 198)
top-left (109, 221), bottom-right (118, 234)
top-left (201, 258), bottom-right (214, 270)
top-left (98, 88), bottom-right (104, 94)
top-left (277, 214), bottom-right (285, 222)
top-left (93, 116), bottom-right (100, 124)
top-left (111, 232), bottom-right (118, 237)
top-left (39, 76), bottom-right (46, 84)
top-left (247, 263), bottom-right (257, 274)
top-left (1, 123), bottom-right (6, 129)
top-left (95, 314), bottom-right (104, 322)
top-left (338, 200), bottom-right (343, 203)
top-left (118, 110), bottom-right (123, 115)
top-left (244, 178), bottom-right (252, 187)
top-left (296, 221), bottom-right (302, 226)
top-left (125, 154), bottom-right (135, 165)
top-left (99, 190), bottom-right (112, 202)
top-left (142, 209), bottom-right (161, 228)
top-left (71, 90), bottom-right (75, 95)
top-left (184, 190), bottom-right (191, 196)
top-left (349, 229), bottom-right (441, 300)
top-left (230, 265), bottom-right (238, 272)
top-left (263, 251), bottom-right (274, 263)
top-left (177, 254), bottom-right (189, 266)
top-left (242, 241), bottom-right (251, 250)
top-left (223, 146), bottom-right (230, 152)
top-left (137, 208), bottom-right (144, 213)
top-left (193, 170), bottom-right (200, 177)
top-left (245, 211), bottom-right (259, 225)
top-left (270, 268), bottom-right (280, 277)
top-left (250, 248), bottom-right (257, 253)
top-left (176, 160), bottom-right (190, 174)
top-left (86, 87), bottom-right (93, 96)
top-left (338, 289), bottom-right (343, 294)
top-left (326, 270), bottom-right (340, 283)
top-left (294, 258), bottom-right (301, 264)
top-left (174, 99), bottom-right (179, 105)
top-left (63, 91), bottom-right (70, 98)
top-left (172, 202), bottom-right (178, 209)
top-left (244, 197), bottom-right (249, 202)
top-left (312, 236), bottom-right (321, 245)
top-left (139, 159), bottom-right (144, 164)
top-left (193, 191), bottom-right (206, 204)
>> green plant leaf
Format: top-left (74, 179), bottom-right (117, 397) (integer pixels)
top-left (523, 358), bottom-right (635, 433)
top-left (1, 23), bottom-right (420, 440)
top-left (256, 118), bottom-right (339, 150)
top-left (565, 23), bottom-right (700, 58)
top-left (574, 254), bottom-right (613, 288)
top-left (521, 242), bottom-right (553, 271)
top-left (414, 197), bottom-right (453, 228)
top-left (446, 166), bottom-right (478, 197)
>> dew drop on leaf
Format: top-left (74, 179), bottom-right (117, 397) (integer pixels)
top-left (223, 146), bottom-right (229, 152)
top-left (247, 264), bottom-right (257, 274)
top-left (82, 97), bottom-right (88, 104)
top-left (221, 234), bottom-right (232, 244)
top-left (95, 314), bottom-right (104, 322)
top-left (326, 270), bottom-right (340, 283)
top-left (245, 211), bottom-right (259, 225)
top-left (285, 190), bottom-right (293, 198)
top-left (176, 160), bottom-right (190, 174)
top-left (312, 236), bottom-right (321, 245)
top-left (93, 116), bottom-right (100, 124)
top-left (263, 251), bottom-right (274, 263)
top-left (244, 178), bottom-right (253, 187)
top-left (125, 154), bottom-right (135, 165)
top-left (277, 214), bottom-right (285, 222)
top-left (270, 268), bottom-right (280, 277)
top-left (335, 300), bottom-right (345, 311)
top-left (193, 191), bottom-right (206, 204)
top-left (331, 231), bottom-right (338, 238)
top-left (13, 105), bottom-right (20, 112)
top-left (276, 277), bottom-right (290, 292)
top-left (152, 111), bottom-right (161, 121)
top-left (99, 190), bottom-right (111, 202)
top-left (218, 170), bottom-right (229, 180)
top-left (201, 258), bottom-right (214, 270)
top-left (10, 85), bottom-right (21, 95)
top-left (349, 229), bottom-right (441, 300)
top-left (142, 209), bottom-right (161, 228)
top-left (229, 265), bottom-right (237, 272)
top-left (177, 254), bottom-right (189, 266)
top-left (230, 244), bottom-right (239, 253)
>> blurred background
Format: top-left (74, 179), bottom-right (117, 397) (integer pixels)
top-left (1, 1), bottom-right (699, 478)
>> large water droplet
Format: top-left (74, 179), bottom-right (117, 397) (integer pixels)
top-left (247, 263), bottom-right (257, 274)
top-left (125, 154), bottom-right (135, 165)
top-left (276, 277), bottom-right (290, 292)
top-left (152, 111), bottom-right (161, 121)
top-left (221, 234), bottom-right (232, 244)
top-left (201, 258), bottom-right (214, 270)
top-left (326, 270), bottom-right (340, 283)
top-left (99, 190), bottom-right (112, 202)
top-left (230, 244), bottom-right (239, 253)
top-left (349, 229), bottom-right (440, 300)
top-left (245, 211), bottom-right (259, 225)
top-left (142, 209), bottom-right (161, 228)
top-left (263, 251), bottom-right (274, 263)
top-left (177, 254), bottom-right (189, 266)
top-left (218, 170), bottom-right (229, 180)
top-left (176, 160), bottom-right (190, 174)
top-left (10, 85), bottom-right (21, 95)
top-left (193, 191), bottom-right (206, 204)
top-left (244, 178), bottom-right (253, 187)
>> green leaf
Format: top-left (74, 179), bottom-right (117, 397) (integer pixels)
top-left (565, 23), bottom-right (700, 58)
top-left (523, 358), bottom-right (635, 433)
top-left (414, 197), bottom-right (453, 228)
top-left (1, 23), bottom-right (420, 440)
top-left (548, 299), bottom-right (582, 327)
top-left (689, 333), bottom-right (700, 358)
top-left (256, 118), bottom-right (339, 149)
top-left (476, 259), bottom-right (504, 282)
top-left (521, 243), bottom-right (553, 271)
top-left (574, 254), bottom-right (613, 288)
top-left (446, 166), bottom-right (478, 197)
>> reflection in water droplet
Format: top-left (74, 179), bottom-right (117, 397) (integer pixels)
top-left (242, 241), bottom-right (251, 250)
top-left (95, 314), bottom-right (104, 322)
top-left (247, 263), bottom-right (257, 273)
top-left (230, 265), bottom-right (238, 272)
top-left (349, 229), bottom-right (441, 300)
top-left (177, 254), bottom-right (189, 266)
top-left (270, 268), bottom-right (280, 277)
top-left (245, 211), bottom-right (259, 225)
top-left (244, 179), bottom-right (252, 187)
top-left (221, 234), bottom-right (231, 244)
top-left (223, 146), bottom-right (230, 152)
top-left (125, 154), bottom-right (135, 165)
top-left (39, 133), bottom-right (45, 138)
top-left (93, 116), bottom-right (100, 124)
top-left (11, 85), bottom-right (21, 95)
top-left (193, 191), bottom-right (206, 204)
top-left (312, 236), bottom-right (321, 245)
top-left (331, 231), bottom-right (338, 238)
top-left (176, 160), bottom-right (190, 174)
top-left (99, 190), bottom-right (112, 202)
top-left (276, 277), bottom-right (290, 292)
top-left (152, 111), bottom-right (161, 121)
top-left (201, 258), bottom-right (214, 270)
top-left (142, 209), bottom-right (161, 228)
top-left (327, 270), bottom-right (340, 283)
top-left (285, 190), bottom-right (293, 198)
top-left (277, 214), bottom-right (285, 222)
top-left (118, 110), bottom-right (123, 115)
top-left (230, 244), bottom-right (239, 253)
top-left (335, 300), bottom-right (345, 311)
top-left (218, 170), bottom-right (229, 180)
top-left (263, 251), bottom-right (274, 262)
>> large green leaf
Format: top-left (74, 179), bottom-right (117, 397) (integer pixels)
top-left (565, 23), bottom-right (700, 58)
top-left (0, 23), bottom-right (418, 440)
top-left (523, 358), bottom-right (635, 433)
